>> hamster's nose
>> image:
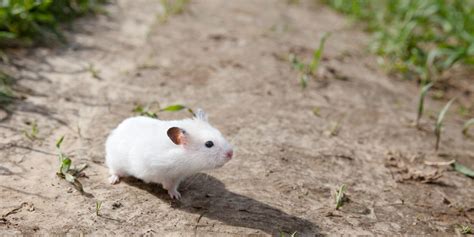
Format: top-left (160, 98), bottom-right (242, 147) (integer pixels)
top-left (225, 149), bottom-right (233, 159)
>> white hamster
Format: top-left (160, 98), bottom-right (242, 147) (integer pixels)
top-left (105, 109), bottom-right (233, 199)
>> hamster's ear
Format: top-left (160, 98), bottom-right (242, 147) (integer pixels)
top-left (195, 108), bottom-right (208, 122)
top-left (167, 127), bottom-right (186, 145)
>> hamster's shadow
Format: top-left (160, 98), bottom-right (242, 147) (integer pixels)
top-left (123, 174), bottom-right (320, 235)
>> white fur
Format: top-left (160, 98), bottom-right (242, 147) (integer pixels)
top-left (105, 111), bottom-right (232, 199)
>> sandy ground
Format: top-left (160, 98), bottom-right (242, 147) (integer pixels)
top-left (1, 0), bottom-right (473, 235)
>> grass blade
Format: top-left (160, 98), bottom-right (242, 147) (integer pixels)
top-left (55, 135), bottom-right (65, 149)
top-left (462, 118), bottom-right (474, 136)
top-left (434, 98), bottom-right (455, 151)
top-left (309, 32), bottom-right (330, 75)
top-left (416, 82), bottom-right (433, 127)
top-left (457, 224), bottom-right (473, 234)
top-left (451, 162), bottom-right (474, 178)
top-left (96, 200), bottom-right (102, 216)
top-left (187, 108), bottom-right (196, 117)
top-left (289, 33), bottom-right (330, 89)
top-left (160, 104), bottom-right (186, 112)
top-left (335, 184), bottom-right (347, 210)
top-left (133, 104), bottom-right (158, 118)
top-left (437, 99), bottom-right (456, 126)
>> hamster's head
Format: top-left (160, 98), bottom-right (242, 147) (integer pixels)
top-left (167, 109), bottom-right (233, 170)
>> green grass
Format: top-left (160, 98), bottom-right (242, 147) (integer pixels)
top-left (55, 136), bottom-right (89, 195)
top-left (323, 0), bottom-right (474, 82)
top-left (0, 71), bottom-right (15, 107)
top-left (159, 0), bottom-right (190, 23)
top-left (334, 184), bottom-right (347, 210)
top-left (133, 103), bottom-right (195, 119)
top-left (23, 120), bottom-right (39, 140)
top-left (87, 63), bottom-right (101, 79)
top-left (415, 82), bottom-right (433, 127)
top-left (95, 200), bottom-right (102, 216)
top-left (434, 98), bottom-right (455, 150)
top-left (279, 231), bottom-right (298, 237)
top-left (133, 104), bottom-right (158, 118)
top-left (457, 224), bottom-right (472, 235)
top-left (290, 33), bottom-right (330, 88)
top-left (0, 0), bottom-right (106, 47)
top-left (451, 162), bottom-right (474, 178)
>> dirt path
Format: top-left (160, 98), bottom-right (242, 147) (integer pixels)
top-left (1, 0), bottom-right (473, 235)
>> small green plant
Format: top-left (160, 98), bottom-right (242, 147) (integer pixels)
top-left (290, 33), bottom-right (330, 88)
top-left (415, 82), bottom-right (433, 127)
top-left (324, 0), bottom-right (474, 82)
top-left (87, 63), bottom-right (101, 79)
top-left (133, 104), bottom-right (158, 118)
top-left (23, 121), bottom-right (39, 140)
top-left (334, 184), bottom-right (347, 210)
top-left (0, 0), bottom-right (106, 47)
top-left (462, 118), bottom-right (474, 136)
top-left (159, 0), bottom-right (190, 23)
top-left (309, 33), bottom-right (330, 76)
top-left (434, 98), bottom-right (455, 151)
top-left (133, 103), bottom-right (195, 118)
top-left (457, 224), bottom-right (472, 235)
top-left (95, 200), bottom-right (102, 216)
top-left (55, 136), bottom-right (88, 194)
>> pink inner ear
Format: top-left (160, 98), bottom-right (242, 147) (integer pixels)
top-left (167, 127), bottom-right (187, 145)
top-left (176, 132), bottom-right (186, 145)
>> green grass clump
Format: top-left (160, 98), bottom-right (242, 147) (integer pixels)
top-left (0, 0), bottom-right (106, 47)
top-left (334, 184), bottom-right (347, 210)
top-left (95, 200), bottom-right (102, 216)
top-left (290, 33), bottom-right (330, 88)
top-left (324, 0), bottom-right (474, 82)
top-left (55, 136), bottom-right (89, 195)
top-left (457, 224), bottom-right (472, 235)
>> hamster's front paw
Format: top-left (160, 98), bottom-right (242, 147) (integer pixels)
top-left (168, 189), bottom-right (181, 200)
top-left (109, 175), bottom-right (120, 184)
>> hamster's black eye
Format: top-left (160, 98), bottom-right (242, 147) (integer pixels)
top-left (205, 141), bottom-right (214, 148)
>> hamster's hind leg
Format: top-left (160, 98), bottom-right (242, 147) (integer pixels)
top-left (109, 174), bottom-right (120, 184)
top-left (108, 169), bottom-right (125, 185)
top-left (162, 179), bottom-right (181, 200)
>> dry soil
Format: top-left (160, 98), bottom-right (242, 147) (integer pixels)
top-left (0, 0), bottom-right (473, 236)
